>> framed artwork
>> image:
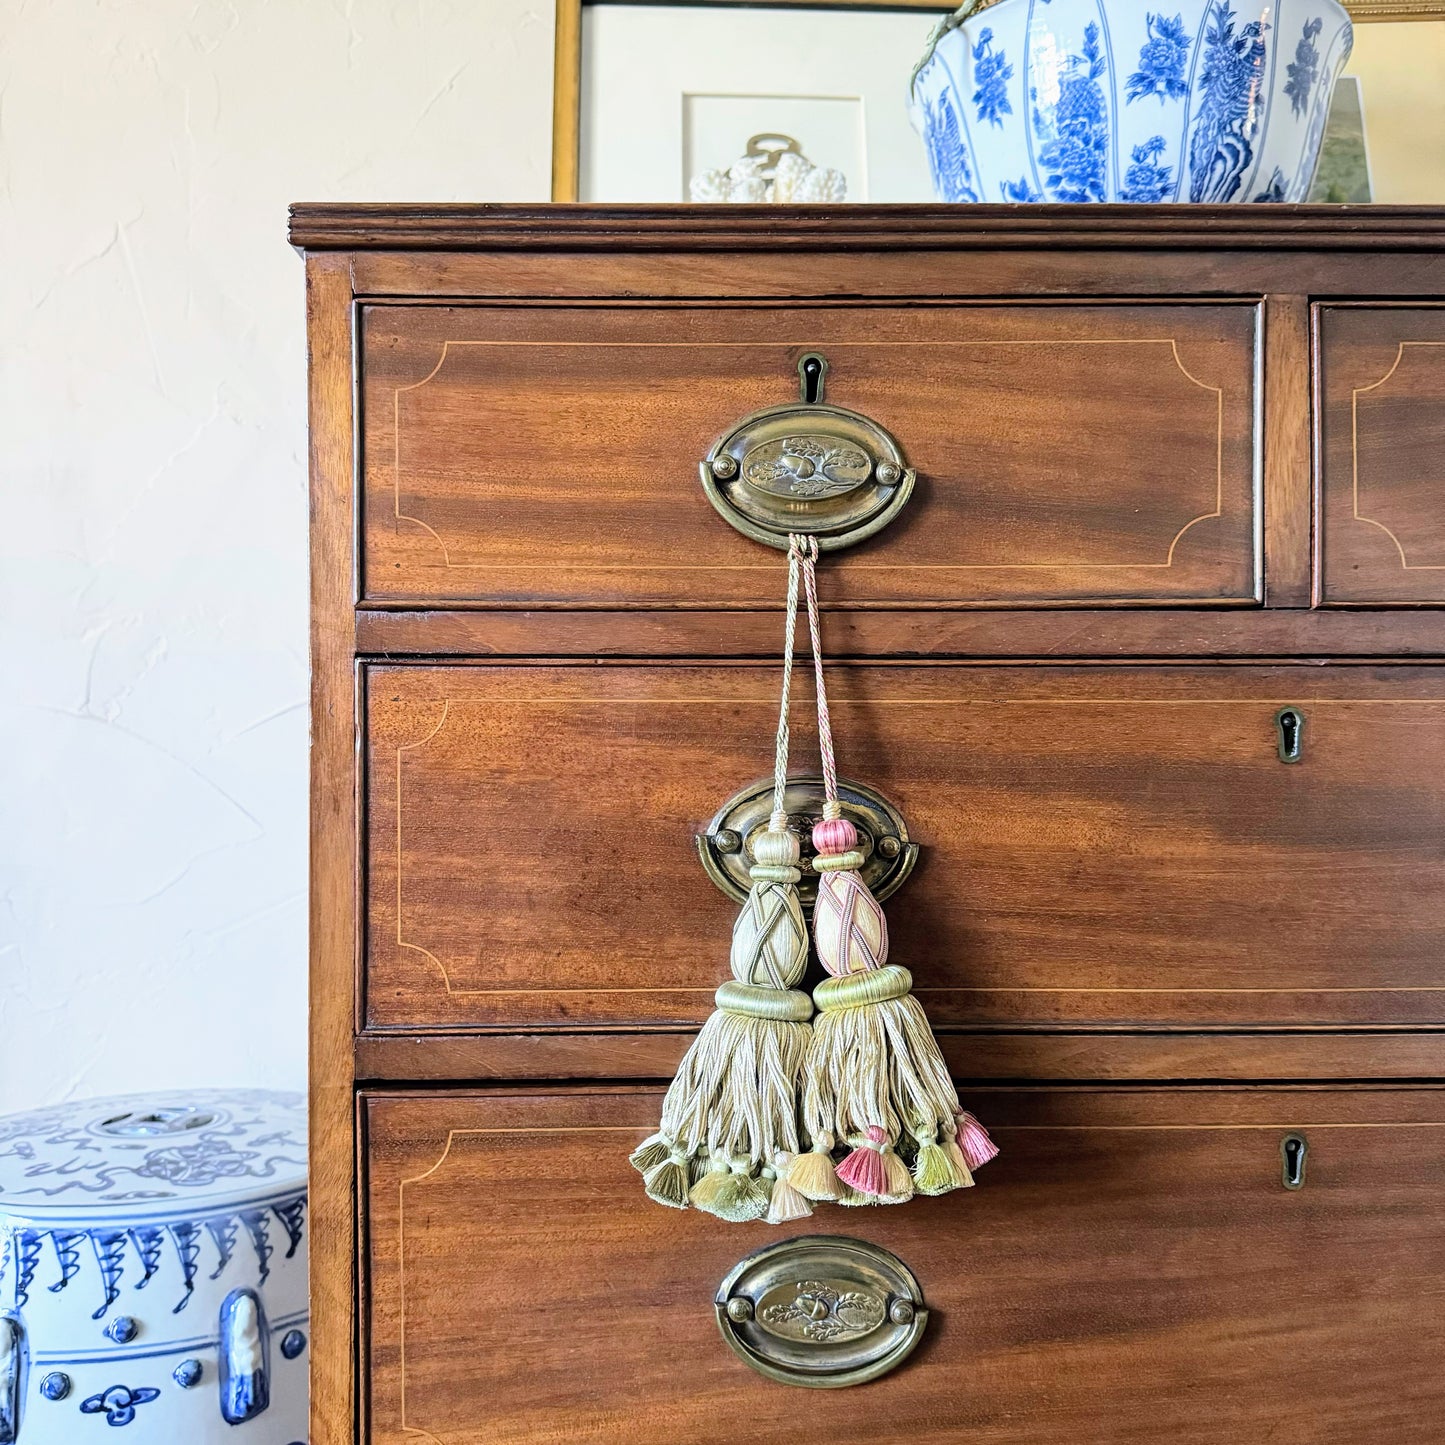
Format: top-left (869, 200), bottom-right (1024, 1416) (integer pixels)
top-left (553, 0), bottom-right (1445, 204)
top-left (577, 3), bottom-right (939, 202)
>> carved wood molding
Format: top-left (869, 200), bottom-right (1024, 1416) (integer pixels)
top-left (290, 203), bottom-right (1445, 252)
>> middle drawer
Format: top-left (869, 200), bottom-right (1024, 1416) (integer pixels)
top-left (364, 663), bottom-right (1445, 1033)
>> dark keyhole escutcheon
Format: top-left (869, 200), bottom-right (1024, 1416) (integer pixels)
top-left (798, 352), bottom-right (829, 405)
top-left (1275, 707), bottom-right (1305, 763)
top-left (1281, 1133), bottom-right (1308, 1190)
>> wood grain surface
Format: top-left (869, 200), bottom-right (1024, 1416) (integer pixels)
top-left (360, 302), bottom-right (1258, 607)
top-left (300, 209), bottom-right (1445, 1445)
top-left (288, 202), bottom-right (1445, 252)
top-left (354, 606), bottom-right (1445, 658)
top-left (364, 662), bottom-right (1445, 1032)
top-left (353, 1030), bottom-right (1445, 1083)
top-left (365, 1086), bottom-right (1445, 1445)
top-left (1318, 305), bottom-right (1445, 605)
top-left (307, 253), bottom-right (361, 1445)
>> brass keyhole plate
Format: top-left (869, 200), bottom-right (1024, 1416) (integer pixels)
top-left (697, 775), bottom-right (919, 907)
top-left (716, 1236), bottom-right (928, 1388)
top-left (702, 400), bottom-right (914, 551)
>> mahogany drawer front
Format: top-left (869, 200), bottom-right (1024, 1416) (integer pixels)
top-left (364, 662), bottom-right (1445, 1034)
top-left (359, 302), bottom-right (1260, 608)
top-left (363, 1086), bottom-right (1445, 1445)
top-left (1319, 305), bottom-right (1445, 605)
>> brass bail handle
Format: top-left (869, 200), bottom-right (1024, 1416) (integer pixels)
top-left (700, 350), bottom-right (915, 552)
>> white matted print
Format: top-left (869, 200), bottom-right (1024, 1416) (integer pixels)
top-left (580, 4), bottom-right (941, 202)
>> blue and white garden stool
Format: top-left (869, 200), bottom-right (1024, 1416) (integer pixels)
top-left (0, 1090), bottom-right (307, 1443)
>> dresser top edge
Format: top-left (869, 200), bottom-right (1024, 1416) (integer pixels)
top-left (287, 202), bottom-right (1445, 254)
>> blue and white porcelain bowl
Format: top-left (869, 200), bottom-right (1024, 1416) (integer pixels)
top-left (909, 0), bottom-right (1353, 202)
top-left (0, 1090), bottom-right (307, 1444)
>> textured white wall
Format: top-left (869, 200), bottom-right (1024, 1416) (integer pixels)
top-left (0, 0), bottom-right (553, 1114)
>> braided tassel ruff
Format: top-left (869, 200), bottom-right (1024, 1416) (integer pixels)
top-left (800, 814), bottom-right (997, 1200)
top-left (631, 539), bottom-right (820, 1221)
top-left (632, 824), bottom-right (813, 1217)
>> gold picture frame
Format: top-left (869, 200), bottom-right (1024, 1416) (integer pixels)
top-left (552, 0), bottom-right (1444, 201)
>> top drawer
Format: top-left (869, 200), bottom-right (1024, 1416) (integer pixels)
top-left (360, 302), bottom-right (1259, 608)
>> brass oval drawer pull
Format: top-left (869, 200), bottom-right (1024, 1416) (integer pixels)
top-left (701, 352), bottom-right (914, 552)
top-left (715, 1236), bottom-right (927, 1388)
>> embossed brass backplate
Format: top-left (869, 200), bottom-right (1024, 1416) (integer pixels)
top-left (701, 355), bottom-right (914, 551)
top-left (697, 776), bottom-right (918, 907)
top-left (715, 1236), bottom-right (928, 1388)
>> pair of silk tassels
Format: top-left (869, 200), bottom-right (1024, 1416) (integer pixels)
top-left (630, 535), bottom-right (997, 1222)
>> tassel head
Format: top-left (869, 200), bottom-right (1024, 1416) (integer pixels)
top-left (731, 827), bottom-right (808, 989)
top-left (628, 1133), bottom-right (671, 1176)
top-left (642, 1151), bottom-right (690, 1210)
top-left (812, 817), bottom-right (858, 855)
top-left (802, 854), bottom-right (976, 1211)
top-left (912, 1126), bottom-right (974, 1195)
top-left (637, 820), bottom-right (813, 1218)
top-left (881, 1145), bottom-right (915, 1203)
top-left (813, 867), bottom-right (889, 977)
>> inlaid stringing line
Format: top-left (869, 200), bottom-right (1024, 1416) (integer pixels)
top-left (389, 694), bottom-right (1445, 997)
top-left (389, 337), bottom-right (1230, 572)
top-left (1350, 341), bottom-right (1445, 570)
top-left (392, 1110), bottom-right (1445, 1430)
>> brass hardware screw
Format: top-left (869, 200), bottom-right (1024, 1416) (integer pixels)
top-left (712, 829), bottom-right (742, 855)
top-left (712, 454), bottom-right (739, 479)
top-left (888, 1299), bottom-right (915, 1325)
top-left (726, 1297), bottom-right (755, 1323)
top-left (875, 462), bottom-right (903, 486)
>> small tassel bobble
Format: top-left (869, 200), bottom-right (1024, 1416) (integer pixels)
top-left (765, 1152), bottom-right (815, 1224)
top-left (955, 1110), bottom-right (1000, 1170)
top-left (801, 811), bottom-right (996, 1199)
top-left (631, 820), bottom-right (813, 1218)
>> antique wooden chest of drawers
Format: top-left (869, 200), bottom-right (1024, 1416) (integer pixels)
top-left (293, 205), bottom-right (1445, 1445)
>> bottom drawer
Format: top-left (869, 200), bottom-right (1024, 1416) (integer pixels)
top-left (364, 1087), bottom-right (1445, 1444)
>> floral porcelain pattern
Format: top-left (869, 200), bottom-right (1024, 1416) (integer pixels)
top-left (1030, 19), bottom-right (1111, 203)
top-left (0, 1091), bottom-right (308, 1443)
top-left (79, 1382), bottom-right (162, 1427)
top-left (1126, 12), bottom-right (1191, 102)
top-left (910, 0), bottom-right (1353, 203)
top-left (921, 90), bottom-right (980, 201)
top-left (0, 1090), bottom-right (305, 1217)
top-left (972, 28), bottom-right (1015, 127)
